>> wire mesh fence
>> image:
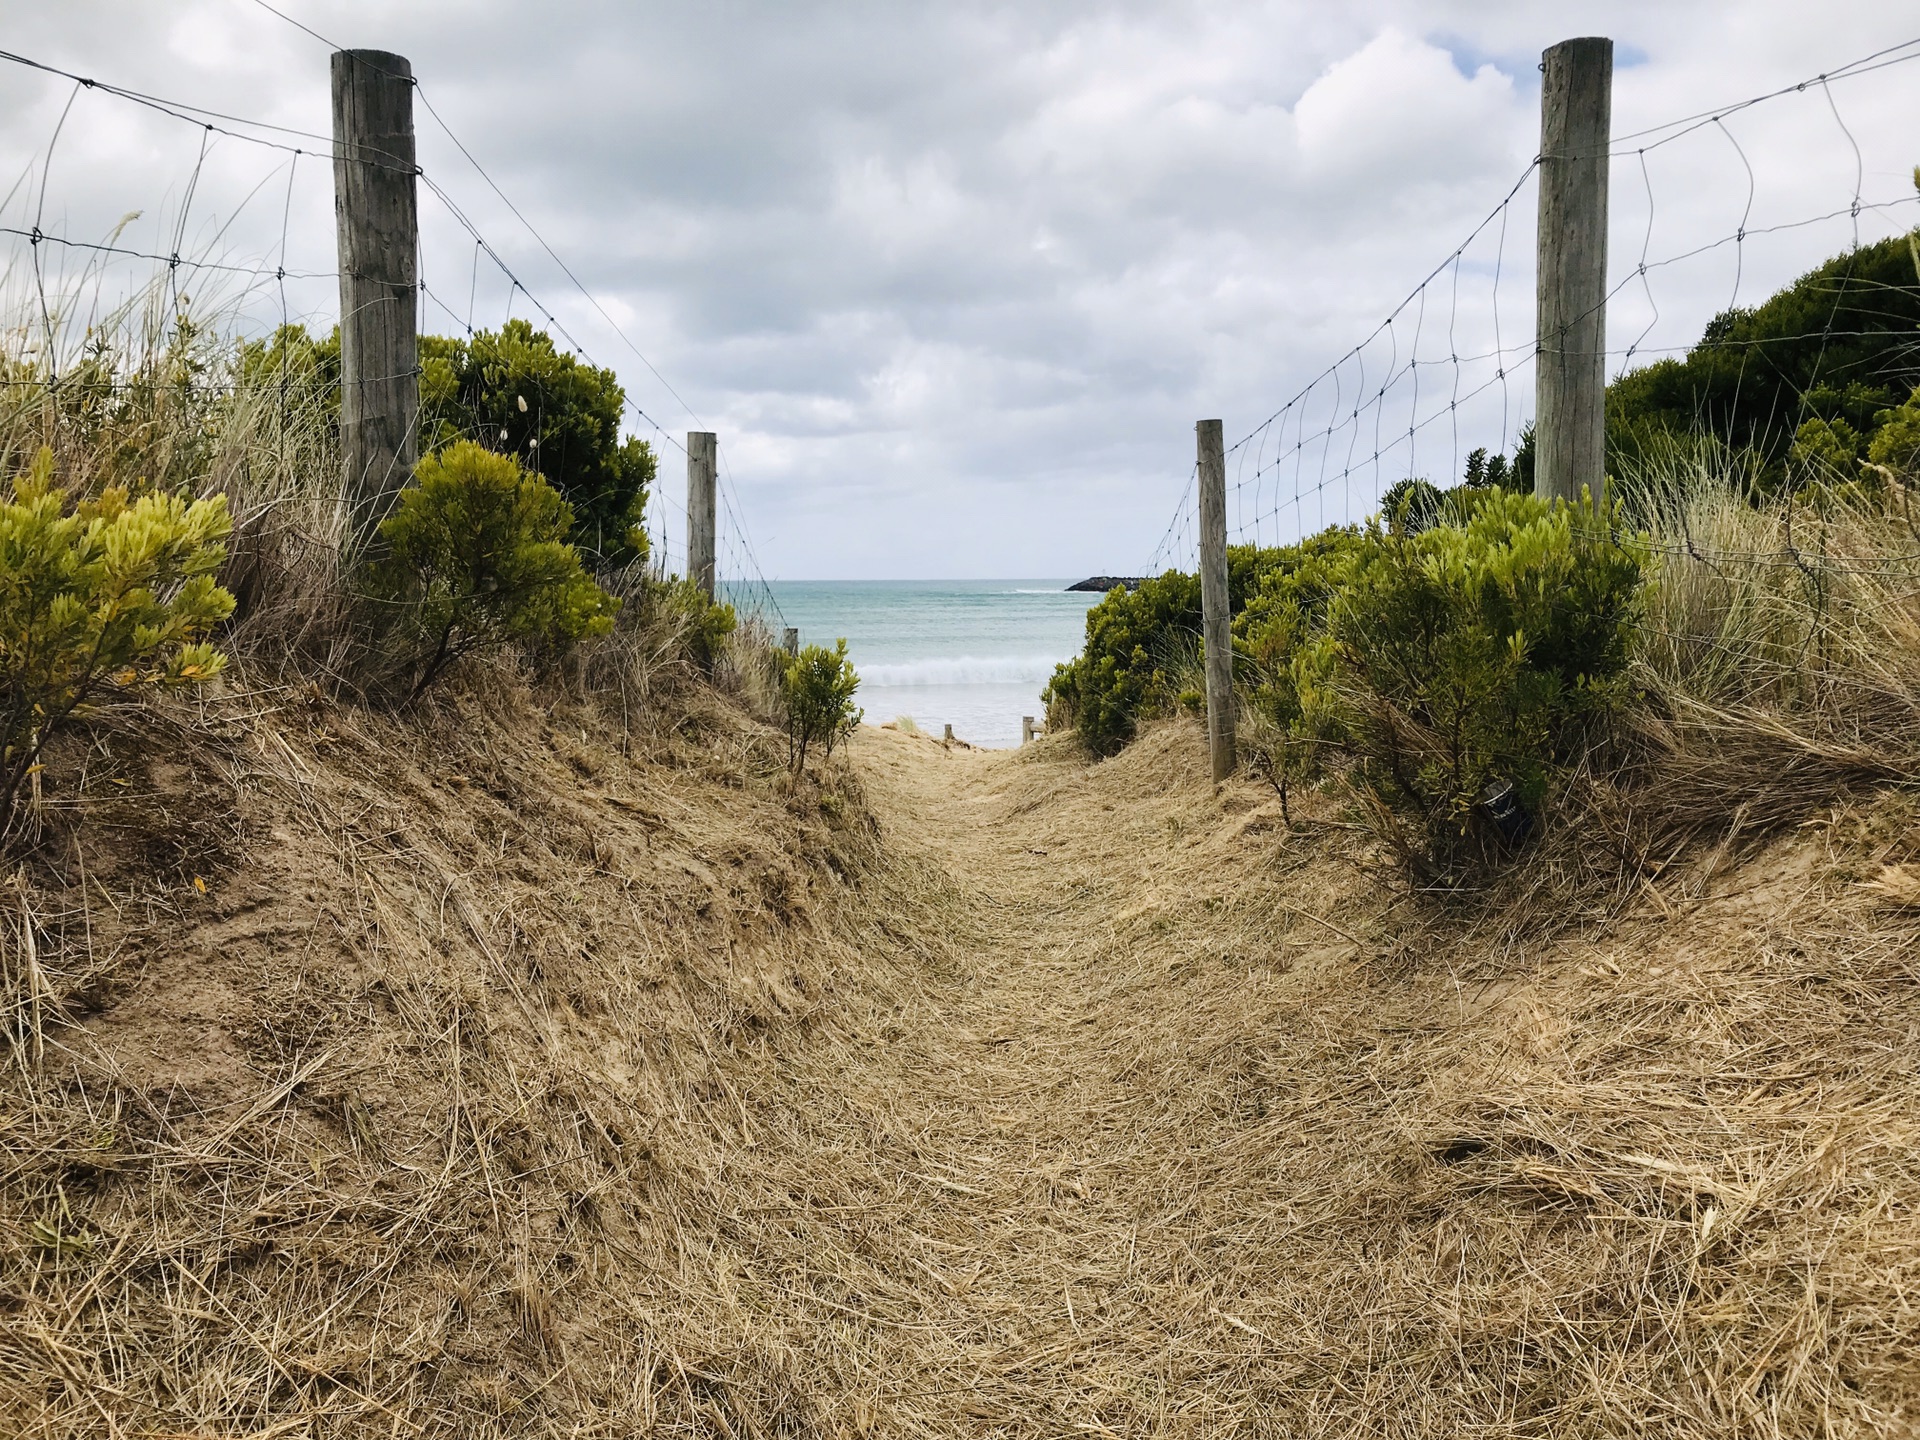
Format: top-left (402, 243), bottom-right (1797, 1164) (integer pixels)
top-left (0, 26), bottom-right (788, 629)
top-left (1144, 34), bottom-right (1920, 578)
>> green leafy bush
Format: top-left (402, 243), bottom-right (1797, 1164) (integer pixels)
top-left (1044, 548), bottom-right (1281, 755)
top-left (0, 448), bottom-right (235, 837)
top-left (784, 640), bottom-right (862, 770)
top-left (1246, 490), bottom-right (1641, 872)
top-left (1043, 571), bottom-right (1199, 756)
top-left (1867, 386), bottom-right (1920, 481)
top-left (655, 579), bottom-right (737, 673)
top-left (236, 323), bottom-right (341, 422)
top-left (373, 441), bottom-right (618, 702)
top-left (246, 321), bottom-right (657, 567)
top-left (421, 320), bottom-right (656, 566)
top-left (1605, 235), bottom-right (1920, 492)
top-left (1231, 528), bottom-right (1364, 748)
top-left (1379, 478), bottom-right (1445, 533)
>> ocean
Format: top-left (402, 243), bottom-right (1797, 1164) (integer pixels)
top-left (743, 580), bottom-right (1103, 750)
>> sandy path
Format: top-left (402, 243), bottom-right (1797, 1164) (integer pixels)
top-left (677, 723), bottom-right (1349, 1434)
top-left (628, 720), bottom-right (1920, 1438)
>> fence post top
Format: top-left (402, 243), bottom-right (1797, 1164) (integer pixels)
top-left (331, 49), bottom-right (412, 78)
top-left (1542, 37), bottom-right (1613, 61)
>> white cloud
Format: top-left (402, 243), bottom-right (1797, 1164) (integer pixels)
top-left (1293, 27), bottom-right (1522, 181)
top-left (1, 0), bottom-right (1918, 575)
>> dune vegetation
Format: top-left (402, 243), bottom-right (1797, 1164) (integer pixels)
top-left (2, 241), bottom-right (1920, 1439)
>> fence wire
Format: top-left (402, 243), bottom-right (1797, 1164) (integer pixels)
top-left (1147, 33), bottom-right (1920, 578)
top-left (0, 33), bottom-right (787, 620)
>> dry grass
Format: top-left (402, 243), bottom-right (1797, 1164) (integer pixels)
top-left (3, 275), bottom-right (1917, 1438)
top-left (0, 290), bottom-right (887, 1436)
top-left (1582, 457), bottom-right (1920, 871)
top-left (0, 666), bottom-right (892, 1437)
top-left (673, 723), bottom-right (1920, 1436)
top-left (9, 692), bottom-right (1916, 1436)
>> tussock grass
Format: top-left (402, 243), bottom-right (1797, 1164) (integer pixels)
top-left (1603, 450), bottom-right (1920, 860)
top-left (4, 276), bottom-right (1919, 1437)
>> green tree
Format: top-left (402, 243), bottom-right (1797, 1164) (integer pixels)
top-left (1605, 235), bottom-right (1920, 490)
top-left (422, 320), bottom-right (655, 566)
top-left (373, 441), bottom-right (619, 702)
top-left (0, 448), bottom-right (235, 838)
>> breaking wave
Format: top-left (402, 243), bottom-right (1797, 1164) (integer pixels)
top-left (859, 655), bottom-right (1067, 687)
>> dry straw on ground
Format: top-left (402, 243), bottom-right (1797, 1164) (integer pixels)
top-left (5, 699), bottom-right (1919, 1437)
top-left (4, 296), bottom-right (1919, 1436)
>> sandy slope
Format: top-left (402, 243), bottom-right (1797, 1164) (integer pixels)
top-left (6, 699), bottom-right (1918, 1437)
top-left (648, 722), bottom-right (1920, 1436)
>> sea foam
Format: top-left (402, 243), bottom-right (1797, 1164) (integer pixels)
top-left (859, 655), bottom-right (1067, 687)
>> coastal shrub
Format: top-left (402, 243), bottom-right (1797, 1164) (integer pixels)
top-left (1043, 571), bottom-right (1200, 755)
top-left (784, 640), bottom-right (862, 770)
top-left (247, 321), bottom-right (656, 567)
top-left (1231, 527), bottom-right (1364, 764)
top-left (1254, 490), bottom-right (1640, 873)
top-left (1604, 234), bottom-right (1920, 492)
top-left (1044, 548), bottom-right (1285, 755)
top-left (373, 441), bottom-right (618, 703)
top-left (1379, 478), bottom-right (1445, 534)
top-left (1866, 385), bottom-right (1920, 482)
top-left (421, 320), bottom-right (655, 566)
top-left (655, 578), bottom-right (737, 673)
top-left (0, 447), bottom-right (235, 839)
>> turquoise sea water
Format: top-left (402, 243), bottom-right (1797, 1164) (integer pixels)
top-left (740, 581), bottom-right (1102, 750)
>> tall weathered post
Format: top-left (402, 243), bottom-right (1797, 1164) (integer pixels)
top-left (1534, 36), bottom-right (1612, 505)
top-left (332, 49), bottom-right (419, 544)
top-left (782, 627), bottom-right (799, 657)
top-left (1196, 418), bottom-right (1235, 782)
top-left (687, 431), bottom-right (717, 599)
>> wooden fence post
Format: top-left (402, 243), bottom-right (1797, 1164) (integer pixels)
top-left (1196, 418), bottom-right (1235, 782)
top-left (1534, 36), bottom-right (1612, 505)
top-left (687, 432), bottom-right (717, 599)
top-left (332, 49), bottom-right (419, 546)
top-left (1022, 716), bottom-right (1035, 746)
top-left (783, 627), bottom-right (799, 657)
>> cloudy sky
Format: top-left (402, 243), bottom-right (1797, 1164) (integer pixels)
top-left (4, 1), bottom-right (1920, 578)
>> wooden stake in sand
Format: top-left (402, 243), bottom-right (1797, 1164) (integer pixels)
top-left (1197, 418), bottom-right (1235, 782)
top-left (687, 431), bottom-right (717, 599)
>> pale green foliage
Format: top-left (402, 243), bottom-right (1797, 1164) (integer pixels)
top-left (1247, 490), bottom-right (1640, 873)
top-left (1789, 415), bottom-right (1866, 488)
top-left (0, 447), bottom-right (234, 836)
top-left (655, 578), bottom-right (737, 672)
top-left (1867, 386), bottom-right (1920, 480)
top-left (783, 639), bottom-right (862, 770)
top-left (374, 441), bottom-right (619, 702)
